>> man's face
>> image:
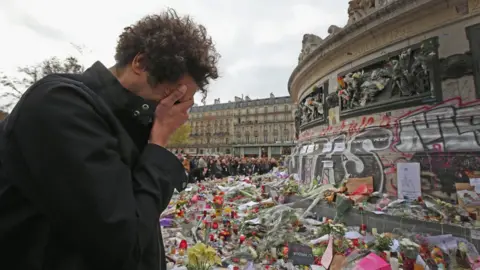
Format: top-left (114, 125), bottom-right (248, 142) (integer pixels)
top-left (127, 54), bottom-right (199, 104)
top-left (149, 74), bottom-right (198, 104)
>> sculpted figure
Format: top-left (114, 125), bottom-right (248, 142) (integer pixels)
top-left (300, 103), bottom-right (310, 124)
top-left (304, 97), bottom-right (323, 121)
top-left (328, 25), bottom-right (343, 35)
top-left (298, 34), bottom-right (323, 63)
top-left (343, 72), bottom-right (364, 109)
top-left (347, 0), bottom-right (376, 24)
top-left (359, 69), bottom-right (389, 106)
top-left (294, 105), bottom-right (302, 138)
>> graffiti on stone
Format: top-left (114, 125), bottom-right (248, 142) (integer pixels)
top-left (395, 98), bottom-right (480, 153)
top-left (291, 97), bottom-right (480, 201)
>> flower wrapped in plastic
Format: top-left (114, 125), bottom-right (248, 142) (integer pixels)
top-left (186, 242), bottom-right (222, 270)
top-left (399, 238), bottom-right (420, 270)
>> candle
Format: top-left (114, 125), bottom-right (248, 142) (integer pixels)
top-left (178, 239), bottom-right (188, 250)
top-left (270, 247), bottom-right (277, 258)
top-left (239, 234), bottom-right (246, 244)
top-left (283, 245), bottom-right (289, 257)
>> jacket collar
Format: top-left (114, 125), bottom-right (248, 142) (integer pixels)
top-left (81, 61), bottom-right (157, 125)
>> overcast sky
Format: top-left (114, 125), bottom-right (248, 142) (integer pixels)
top-left (0, 0), bottom-right (348, 105)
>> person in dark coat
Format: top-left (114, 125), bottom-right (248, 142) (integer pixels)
top-left (229, 158), bottom-right (239, 175)
top-left (0, 9), bottom-right (219, 270)
top-left (206, 159), bottom-right (216, 179)
top-left (220, 159), bottom-right (231, 177)
top-left (238, 159), bottom-right (248, 175)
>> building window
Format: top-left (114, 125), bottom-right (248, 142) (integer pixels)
top-left (284, 105), bottom-right (289, 111)
top-left (274, 106), bottom-right (277, 112)
top-left (264, 107), bottom-right (267, 113)
top-left (255, 107), bottom-right (258, 113)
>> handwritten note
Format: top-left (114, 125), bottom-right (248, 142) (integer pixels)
top-left (397, 162), bottom-right (421, 201)
top-left (320, 235), bottom-right (333, 268)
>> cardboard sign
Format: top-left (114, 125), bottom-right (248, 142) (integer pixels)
top-left (288, 243), bottom-right (314, 265)
top-left (346, 177), bottom-right (373, 194)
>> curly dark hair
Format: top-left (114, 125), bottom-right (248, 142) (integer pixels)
top-left (114, 8), bottom-right (220, 100)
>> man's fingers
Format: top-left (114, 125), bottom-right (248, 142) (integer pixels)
top-left (160, 85), bottom-right (187, 107)
top-left (174, 99), bottom-right (194, 113)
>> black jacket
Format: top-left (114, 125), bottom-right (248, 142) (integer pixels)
top-left (0, 62), bottom-right (187, 270)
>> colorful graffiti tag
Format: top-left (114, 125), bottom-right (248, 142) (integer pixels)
top-left (290, 97), bottom-right (480, 200)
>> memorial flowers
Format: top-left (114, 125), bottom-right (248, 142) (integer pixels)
top-left (186, 243), bottom-right (222, 270)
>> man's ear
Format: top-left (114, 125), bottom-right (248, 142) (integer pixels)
top-left (131, 53), bottom-right (146, 75)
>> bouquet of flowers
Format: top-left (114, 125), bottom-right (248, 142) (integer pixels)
top-left (186, 243), bottom-right (222, 270)
top-left (373, 234), bottom-right (393, 261)
top-left (318, 221), bottom-right (347, 238)
top-left (399, 238), bottom-right (420, 270)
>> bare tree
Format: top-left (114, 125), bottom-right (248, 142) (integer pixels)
top-left (0, 55), bottom-right (84, 110)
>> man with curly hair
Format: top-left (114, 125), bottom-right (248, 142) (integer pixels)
top-left (0, 9), bottom-right (219, 270)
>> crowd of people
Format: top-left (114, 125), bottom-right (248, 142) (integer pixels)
top-left (176, 154), bottom-right (284, 182)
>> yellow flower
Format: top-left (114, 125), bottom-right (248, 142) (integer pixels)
top-left (187, 243), bottom-right (222, 267)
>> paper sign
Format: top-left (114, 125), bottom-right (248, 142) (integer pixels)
top-left (333, 142), bottom-right (345, 152)
top-left (322, 160), bottom-right (334, 168)
top-left (320, 236), bottom-right (333, 268)
top-left (243, 261), bottom-right (254, 270)
top-left (355, 253), bottom-right (391, 269)
top-left (470, 178), bottom-right (480, 186)
top-left (307, 144), bottom-right (315, 153)
top-left (471, 230), bottom-right (480, 240)
top-left (288, 243), bottom-right (314, 265)
top-left (397, 162), bottom-right (421, 201)
top-left (322, 142), bottom-right (332, 153)
top-left (197, 201), bottom-right (206, 210)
